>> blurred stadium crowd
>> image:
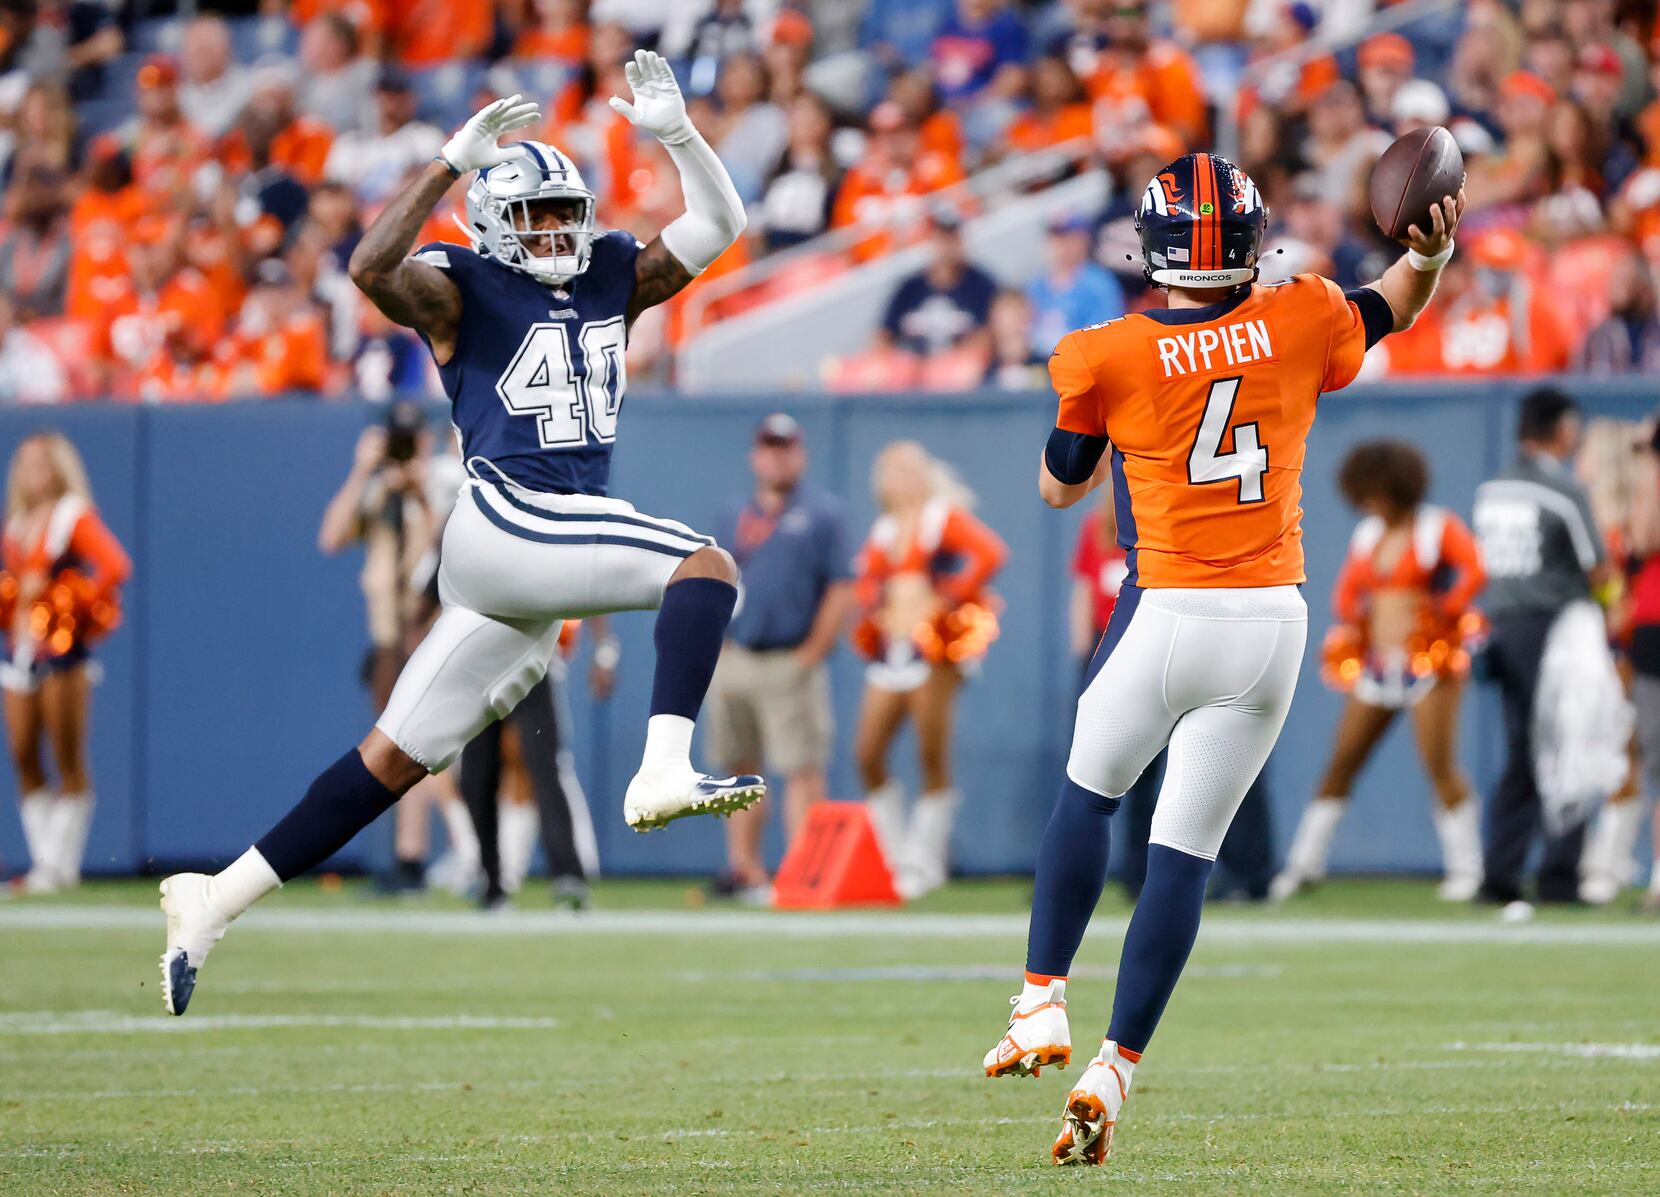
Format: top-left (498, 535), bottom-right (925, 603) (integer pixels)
top-left (0, 0), bottom-right (1657, 403)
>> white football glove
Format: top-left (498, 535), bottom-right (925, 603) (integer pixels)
top-left (608, 50), bottom-right (695, 146)
top-left (440, 94), bottom-right (543, 175)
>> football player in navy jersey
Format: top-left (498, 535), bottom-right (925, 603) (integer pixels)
top-left (157, 52), bottom-right (761, 1015)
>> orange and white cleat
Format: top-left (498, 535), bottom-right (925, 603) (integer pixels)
top-left (1051, 1040), bottom-right (1134, 1166)
top-left (983, 982), bottom-right (1071, 1077)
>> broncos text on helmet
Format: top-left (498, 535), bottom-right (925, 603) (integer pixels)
top-left (462, 141), bottom-right (598, 285)
top-left (1136, 153), bottom-right (1268, 290)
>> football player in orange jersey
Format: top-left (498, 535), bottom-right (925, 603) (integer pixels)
top-left (980, 152), bottom-right (1463, 1166)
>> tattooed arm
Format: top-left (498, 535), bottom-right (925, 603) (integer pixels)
top-left (347, 161), bottom-right (463, 361)
top-left (612, 51), bottom-right (747, 325)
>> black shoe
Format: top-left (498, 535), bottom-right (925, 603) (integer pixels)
top-left (375, 859), bottom-right (426, 895)
top-left (479, 884), bottom-right (509, 911)
top-left (1476, 881), bottom-right (1522, 906)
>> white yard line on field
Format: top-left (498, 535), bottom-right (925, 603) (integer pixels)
top-left (1447, 1040), bottom-right (1660, 1060)
top-left (0, 1011), bottom-right (559, 1035)
top-left (5, 903), bottom-right (1660, 945)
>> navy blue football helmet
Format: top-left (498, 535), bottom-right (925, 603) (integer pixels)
top-left (1135, 153), bottom-right (1268, 289)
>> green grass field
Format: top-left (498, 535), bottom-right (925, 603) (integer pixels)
top-left (3, 878), bottom-right (1657, 1195)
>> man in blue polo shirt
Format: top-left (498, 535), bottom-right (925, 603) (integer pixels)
top-left (706, 414), bottom-right (855, 901)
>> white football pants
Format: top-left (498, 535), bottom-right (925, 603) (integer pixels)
top-left (377, 478), bottom-right (713, 772)
top-left (1068, 585), bottom-right (1307, 859)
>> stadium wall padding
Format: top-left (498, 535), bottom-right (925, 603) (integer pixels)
top-left (0, 381), bottom-right (1653, 880)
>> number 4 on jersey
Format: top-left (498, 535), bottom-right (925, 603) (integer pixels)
top-left (1188, 377), bottom-right (1267, 504)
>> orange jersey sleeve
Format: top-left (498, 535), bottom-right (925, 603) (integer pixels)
top-left (936, 508), bottom-right (1008, 604)
top-left (68, 509), bottom-right (132, 595)
top-left (1057, 275), bottom-right (1369, 588)
top-left (1434, 512), bottom-right (1486, 617)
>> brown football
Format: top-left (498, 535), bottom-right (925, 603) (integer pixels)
top-left (1368, 126), bottom-right (1464, 241)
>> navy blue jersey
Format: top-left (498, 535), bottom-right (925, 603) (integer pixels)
top-left (412, 230), bottom-right (640, 496)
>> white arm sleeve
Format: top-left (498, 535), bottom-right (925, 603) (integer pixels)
top-left (658, 130), bottom-right (748, 275)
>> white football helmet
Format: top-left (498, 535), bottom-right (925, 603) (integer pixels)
top-left (462, 141), bottom-right (596, 285)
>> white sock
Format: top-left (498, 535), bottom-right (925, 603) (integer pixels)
top-left (902, 788), bottom-right (962, 879)
top-left (1018, 978), bottom-right (1065, 1012)
top-left (640, 714), bottom-right (694, 775)
top-left (1649, 858), bottom-right (1660, 895)
top-left (47, 792), bottom-right (94, 884)
top-left (864, 779), bottom-right (906, 868)
top-left (18, 789), bottom-right (52, 873)
top-left (498, 801), bottom-right (539, 893)
top-left (210, 848), bottom-right (283, 921)
top-left (1433, 797), bottom-right (1482, 881)
top-left (1582, 799), bottom-right (1644, 887)
top-left (439, 797), bottom-right (480, 871)
top-left (1284, 797), bottom-right (1346, 879)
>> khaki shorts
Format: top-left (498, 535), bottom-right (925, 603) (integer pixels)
top-left (705, 644), bottom-right (833, 775)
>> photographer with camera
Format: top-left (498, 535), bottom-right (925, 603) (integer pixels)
top-left (319, 401), bottom-right (470, 892)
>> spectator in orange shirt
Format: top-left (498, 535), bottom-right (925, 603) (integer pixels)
top-left (218, 61), bottom-right (335, 187)
top-left (1067, 0), bottom-right (1206, 148)
top-left (1468, 71), bottom-right (1554, 209)
top-left (0, 165), bottom-right (72, 320)
top-left (831, 101), bottom-right (966, 262)
top-left (997, 54), bottom-right (1091, 162)
top-left (388, 0), bottom-right (493, 67)
top-left (98, 55), bottom-right (209, 205)
top-left (218, 259), bottom-right (330, 398)
top-left (513, 0), bottom-right (590, 65)
top-left (94, 219), bottom-right (225, 396)
top-left (888, 68), bottom-right (965, 173)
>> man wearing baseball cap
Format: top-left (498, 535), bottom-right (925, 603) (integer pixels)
top-left (704, 414), bottom-right (855, 901)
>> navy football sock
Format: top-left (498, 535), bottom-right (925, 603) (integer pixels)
top-left (1107, 843), bottom-right (1214, 1054)
top-left (1024, 778), bottom-right (1118, 978)
top-left (254, 750), bottom-right (401, 883)
top-left (649, 577), bottom-right (737, 720)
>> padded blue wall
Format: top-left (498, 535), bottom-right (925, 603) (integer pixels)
top-left (0, 381), bottom-right (1651, 878)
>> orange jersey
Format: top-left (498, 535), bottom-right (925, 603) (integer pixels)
top-left (1051, 274), bottom-right (1372, 588)
top-left (1331, 506), bottom-right (1486, 625)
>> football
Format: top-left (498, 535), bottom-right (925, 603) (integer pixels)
top-left (1368, 126), bottom-right (1465, 241)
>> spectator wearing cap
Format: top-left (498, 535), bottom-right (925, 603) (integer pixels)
top-left (930, 0), bottom-right (1027, 106)
top-left (100, 55), bottom-right (208, 201)
top-left (1574, 45), bottom-right (1641, 193)
top-left (178, 14), bottom-right (251, 140)
top-left (756, 91), bottom-right (841, 252)
top-left (1392, 78), bottom-right (1451, 137)
top-left (877, 208), bottom-right (997, 358)
top-left (322, 66), bottom-right (443, 206)
top-left (1577, 255), bottom-right (1660, 373)
top-left (0, 163), bottom-right (71, 320)
top-left (297, 13), bottom-right (378, 136)
top-left (1356, 32), bottom-right (1415, 127)
top-left (1236, 3), bottom-right (1338, 125)
top-left (1025, 212), bottom-right (1123, 356)
top-left (705, 414), bottom-right (855, 901)
top-left (830, 100), bottom-right (966, 262)
top-left (1468, 71), bottom-right (1554, 208)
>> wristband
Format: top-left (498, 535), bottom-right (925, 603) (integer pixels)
top-left (433, 155), bottom-right (462, 179)
top-left (592, 637), bottom-right (621, 671)
top-left (1407, 240), bottom-right (1454, 272)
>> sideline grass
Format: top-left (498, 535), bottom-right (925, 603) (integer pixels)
top-left (2, 879), bottom-right (1656, 1195)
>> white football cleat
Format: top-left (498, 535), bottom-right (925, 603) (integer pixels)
top-left (984, 988), bottom-right (1071, 1077)
top-left (623, 768), bottom-right (765, 831)
top-left (1052, 1041), bottom-right (1133, 1166)
top-left (158, 873), bottom-right (230, 1016)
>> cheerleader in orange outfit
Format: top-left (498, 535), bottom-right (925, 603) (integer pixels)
top-left (1272, 441), bottom-right (1487, 902)
top-left (852, 441), bottom-right (1008, 899)
top-left (2, 432), bottom-right (131, 893)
